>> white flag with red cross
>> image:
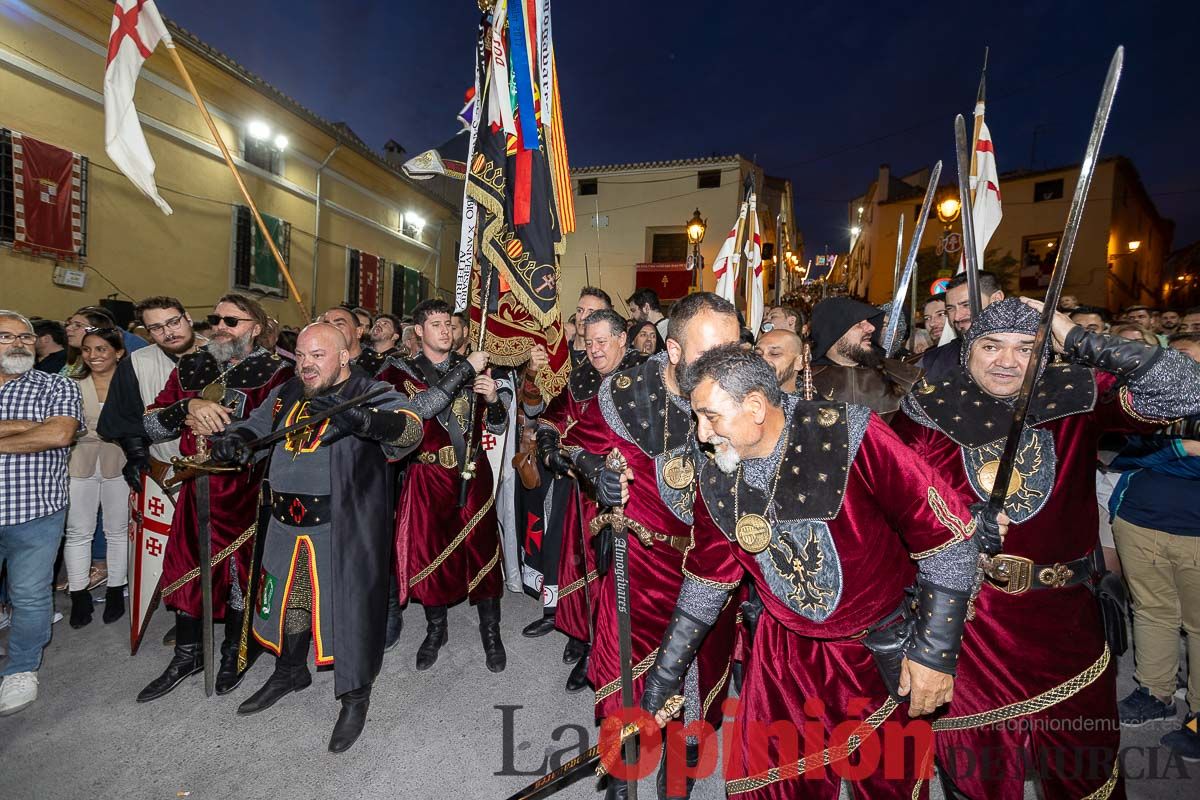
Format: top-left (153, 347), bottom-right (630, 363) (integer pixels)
top-left (103, 0), bottom-right (174, 215)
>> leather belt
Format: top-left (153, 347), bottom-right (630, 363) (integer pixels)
top-left (983, 552), bottom-right (1093, 595)
top-left (417, 445), bottom-right (459, 469)
top-left (652, 531), bottom-right (690, 554)
top-left (271, 492), bottom-right (332, 528)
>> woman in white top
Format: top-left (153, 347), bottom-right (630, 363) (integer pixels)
top-left (65, 328), bottom-right (129, 628)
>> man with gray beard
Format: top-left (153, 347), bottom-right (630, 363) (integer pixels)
top-left (0, 311), bottom-right (84, 716)
top-left (640, 345), bottom-right (999, 800)
top-left (136, 294), bottom-right (292, 703)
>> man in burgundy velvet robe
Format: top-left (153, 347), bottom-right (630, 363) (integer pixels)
top-left (556, 293), bottom-right (743, 799)
top-left (894, 298), bottom-right (1200, 800)
top-left (136, 294), bottom-right (292, 703)
top-left (378, 299), bottom-right (510, 674)
top-left (639, 344), bottom-right (984, 800)
top-left (534, 309), bottom-right (644, 692)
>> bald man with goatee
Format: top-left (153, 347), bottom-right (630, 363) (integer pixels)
top-left (208, 322), bottom-right (445, 753)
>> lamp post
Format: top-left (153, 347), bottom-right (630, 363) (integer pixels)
top-left (686, 208), bottom-right (707, 291)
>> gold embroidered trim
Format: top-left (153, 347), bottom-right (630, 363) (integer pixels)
top-left (467, 545), bottom-right (501, 592)
top-left (1080, 760), bottom-right (1119, 800)
top-left (681, 567), bottom-right (741, 591)
top-left (726, 698), bottom-right (900, 795)
top-left (558, 570), bottom-right (598, 598)
top-left (408, 495), bottom-right (495, 587)
top-left (594, 648), bottom-right (659, 703)
top-left (702, 660), bottom-right (731, 718)
top-left (932, 645), bottom-right (1110, 731)
top-left (161, 524), bottom-right (256, 597)
top-left (911, 486), bottom-right (977, 560)
top-left (1118, 386), bottom-right (1177, 426)
top-left (911, 779), bottom-right (924, 800)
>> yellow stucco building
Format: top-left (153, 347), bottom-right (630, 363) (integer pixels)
top-left (845, 157), bottom-right (1172, 312)
top-left (1, 0), bottom-right (459, 327)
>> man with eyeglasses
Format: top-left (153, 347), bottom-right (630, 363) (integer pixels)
top-left (135, 294), bottom-right (292, 703)
top-left (99, 297), bottom-right (205, 492)
top-left (0, 310), bottom-right (84, 716)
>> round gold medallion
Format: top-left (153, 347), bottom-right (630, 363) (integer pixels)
top-left (976, 460), bottom-right (1023, 498)
top-left (662, 455), bottom-right (695, 490)
top-left (615, 375), bottom-right (632, 389)
top-left (735, 513), bottom-right (772, 553)
top-left (200, 380), bottom-right (226, 404)
top-left (817, 407), bottom-right (840, 427)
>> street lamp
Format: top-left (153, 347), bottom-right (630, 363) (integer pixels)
top-left (1127, 240), bottom-right (1141, 252)
top-left (937, 196), bottom-right (961, 225)
top-left (686, 208), bottom-right (707, 289)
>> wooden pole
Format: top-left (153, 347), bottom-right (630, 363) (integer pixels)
top-left (164, 43), bottom-right (308, 323)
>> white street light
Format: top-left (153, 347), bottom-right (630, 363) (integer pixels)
top-left (247, 120), bottom-right (271, 141)
top-left (273, 134), bottom-right (289, 151)
top-left (405, 211), bottom-right (426, 233)
top-left (850, 226), bottom-right (861, 237)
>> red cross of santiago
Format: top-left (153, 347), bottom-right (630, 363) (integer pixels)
top-left (107, 1), bottom-right (154, 66)
top-left (148, 497), bottom-right (165, 518)
top-left (146, 538), bottom-right (162, 557)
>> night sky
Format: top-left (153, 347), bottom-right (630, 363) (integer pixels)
top-left (169, 0), bottom-right (1200, 256)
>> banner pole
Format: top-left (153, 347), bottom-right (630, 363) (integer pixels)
top-left (164, 43), bottom-right (308, 323)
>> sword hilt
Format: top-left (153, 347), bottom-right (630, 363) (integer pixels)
top-left (594, 695), bottom-right (686, 778)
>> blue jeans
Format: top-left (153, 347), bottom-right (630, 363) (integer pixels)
top-left (0, 508), bottom-right (67, 675)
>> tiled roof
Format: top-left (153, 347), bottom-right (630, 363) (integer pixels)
top-left (572, 155), bottom-right (743, 175)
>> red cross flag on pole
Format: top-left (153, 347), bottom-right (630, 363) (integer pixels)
top-left (103, 0), bottom-right (173, 215)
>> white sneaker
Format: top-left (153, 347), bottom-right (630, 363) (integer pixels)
top-left (0, 672), bottom-right (39, 716)
top-left (52, 611), bottom-right (63, 624)
top-left (0, 606), bottom-right (11, 629)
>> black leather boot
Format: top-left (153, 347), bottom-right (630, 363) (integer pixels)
top-left (237, 630), bottom-right (312, 715)
top-left (656, 740), bottom-right (699, 799)
top-left (162, 624), bottom-right (176, 646)
top-left (384, 588), bottom-right (403, 652)
top-left (415, 605), bottom-right (448, 671)
top-left (477, 597), bottom-right (506, 673)
top-left (137, 614), bottom-right (202, 702)
top-left (563, 635), bottom-right (588, 664)
top-left (521, 611), bottom-right (556, 637)
top-left (216, 615), bottom-right (258, 695)
top-left (603, 738), bottom-right (638, 800)
top-left (69, 589), bottom-right (93, 629)
top-left (102, 585), bottom-right (126, 624)
top-left (565, 646), bottom-right (590, 693)
top-left (328, 685), bottom-right (371, 753)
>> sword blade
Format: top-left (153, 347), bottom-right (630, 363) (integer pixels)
top-left (955, 114), bottom-right (983, 321)
top-left (197, 472), bottom-right (215, 697)
top-left (883, 160), bottom-right (943, 356)
top-left (891, 214), bottom-right (905, 296)
top-left (988, 46), bottom-right (1124, 513)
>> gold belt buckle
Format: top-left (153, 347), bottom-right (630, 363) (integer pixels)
top-left (984, 554), bottom-right (1034, 594)
top-left (1038, 563), bottom-right (1075, 588)
top-left (437, 445), bottom-right (459, 469)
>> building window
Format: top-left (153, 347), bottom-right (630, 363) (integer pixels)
top-left (1033, 178), bottom-right (1064, 203)
top-left (232, 205), bottom-right (290, 296)
top-left (651, 232), bottom-right (689, 263)
top-left (391, 263), bottom-right (428, 316)
top-left (244, 137), bottom-right (282, 175)
top-left (1019, 233), bottom-right (1061, 292)
top-left (697, 170), bottom-right (721, 189)
top-left (578, 178), bottom-right (598, 196)
top-left (0, 129), bottom-right (90, 258)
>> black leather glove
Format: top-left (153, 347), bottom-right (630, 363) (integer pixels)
top-left (536, 427), bottom-right (572, 477)
top-left (1063, 327), bottom-right (1161, 380)
top-left (307, 394), bottom-right (370, 445)
top-left (210, 428), bottom-right (255, 466)
top-left (970, 501), bottom-right (1004, 556)
top-left (576, 451), bottom-right (624, 507)
top-left (640, 608), bottom-right (712, 717)
top-left (906, 581), bottom-right (970, 676)
top-left (592, 525), bottom-right (613, 577)
top-left (120, 437), bottom-right (151, 491)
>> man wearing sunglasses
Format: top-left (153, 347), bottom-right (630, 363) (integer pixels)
top-left (135, 294), bottom-right (292, 704)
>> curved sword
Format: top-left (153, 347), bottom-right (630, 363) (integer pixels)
top-left (987, 46), bottom-right (1124, 516)
top-left (883, 160), bottom-right (943, 356)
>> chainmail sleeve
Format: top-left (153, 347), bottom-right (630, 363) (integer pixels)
top-left (143, 401), bottom-right (188, 442)
top-left (914, 537), bottom-right (979, 593)
top-left (677, 576), bottom-right (732, 627)
top-left (405, 360), bottom-right (478, 420)
top-left (1121, 347), bottom-right (1200, 421)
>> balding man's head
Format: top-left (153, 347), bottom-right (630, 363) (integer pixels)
top-left (754, 329), bottom-right (804, 392)
top-left (320, 306), bottom-right (364, 358)
top-left (296, 322), bottom-right (351, 397)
